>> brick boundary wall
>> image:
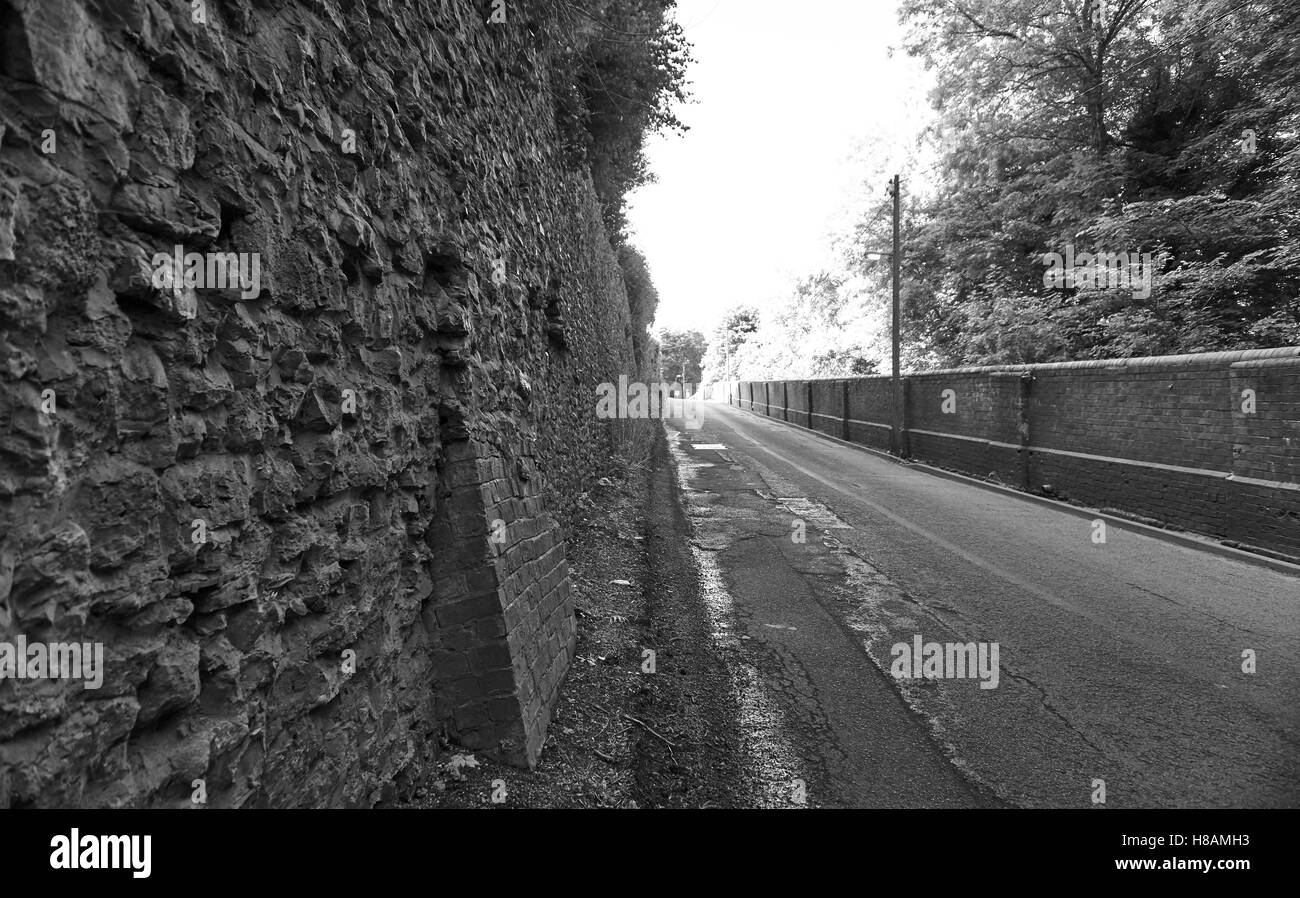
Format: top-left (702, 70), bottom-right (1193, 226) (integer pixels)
top-left (726, 346), bottom-right (1300, 560)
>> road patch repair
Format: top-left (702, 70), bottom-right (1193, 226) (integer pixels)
top-left (666, 423), bottom-right (994, 807)
top-left (665, 401), bottom-right (1300, 808)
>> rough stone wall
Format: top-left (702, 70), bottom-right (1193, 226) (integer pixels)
top-left (0, 0), bottom-right (642, 807)
top-left (732, 346), bottom-right (1300, 559)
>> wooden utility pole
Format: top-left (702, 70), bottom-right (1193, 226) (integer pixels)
top-left (890, 173), bottom-right (902, 456)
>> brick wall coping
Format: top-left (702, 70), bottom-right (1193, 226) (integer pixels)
top-left (718, 346), bottom-right (1300, 384)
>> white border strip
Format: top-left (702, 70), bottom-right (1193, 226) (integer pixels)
top-left (908, 427), bottom-right (1019, 451)
top-left (847, 417), bottom-right (893, 431)
top-left (906, 427), bottom-right (1300, 492)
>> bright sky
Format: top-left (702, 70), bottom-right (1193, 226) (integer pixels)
top-left (625, 0), bottom-right (932, 336)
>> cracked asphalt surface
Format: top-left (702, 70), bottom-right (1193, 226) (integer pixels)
top-left (666, 400), bottom-right (1300, 808)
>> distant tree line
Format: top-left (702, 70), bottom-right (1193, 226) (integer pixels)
top-left (702, 286), bottom-right (881, 382)
top-left (896, 0), bottom-right (1300, 365)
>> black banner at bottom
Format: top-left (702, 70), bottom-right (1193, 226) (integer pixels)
top-left (0, 808), bottom-right (1283, 885)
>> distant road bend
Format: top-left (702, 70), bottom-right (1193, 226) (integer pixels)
top-left (664, 399), bottom-right (1300, 808)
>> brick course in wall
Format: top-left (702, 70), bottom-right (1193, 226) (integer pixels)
top-left (809, 379), bottom-right (844, 438)
top-left (786, 380), bottom-right (811, 428)
top-left (730, 346), bottom-right (1300, 560)
top-left (846, 378), bottom-right (895, 452)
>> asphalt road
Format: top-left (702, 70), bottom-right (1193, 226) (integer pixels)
top-left (665, 400), bottom-right (1300, 808)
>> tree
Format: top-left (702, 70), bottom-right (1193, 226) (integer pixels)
top-left (657, 328), bottom-right (706, 385)
top-left (887, 0), bottom-right (1300, 366)
top-left (710, 277), bottom-right (884, 380)
top-left (701, 306), bottom-right (759, 381)
top-left (553, 0), bottom-right (694, 241)
top-left (619, 245), bottom-right (660, 371)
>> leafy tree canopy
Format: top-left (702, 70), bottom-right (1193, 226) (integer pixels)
top-left (552, 0), bottom-right (693, 241)
top-left (891, 0), bottom-right (1300, 365)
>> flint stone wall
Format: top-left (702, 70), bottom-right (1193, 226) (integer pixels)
top-left (0, 0), bottom-right (642, 807)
